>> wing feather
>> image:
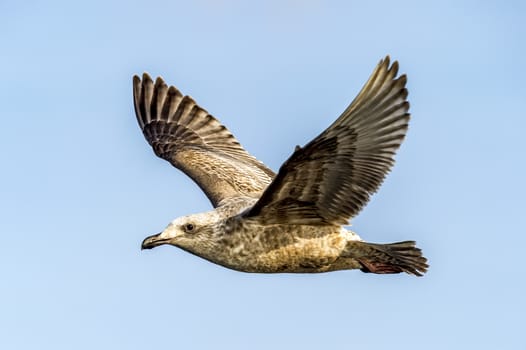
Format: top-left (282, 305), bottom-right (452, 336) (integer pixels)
top-left (133, 74), bottom-right (274, 207)
top-left (244, 56), bottom-right (409, 225)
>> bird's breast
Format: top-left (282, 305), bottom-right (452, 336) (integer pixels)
top-left (213, 223), bottom-right (347, 273)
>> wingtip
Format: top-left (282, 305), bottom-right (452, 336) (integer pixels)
top-left (154, 76), bottom-right (167, 90)
top-left (133, 72), bottom-right (154, 86)
top-left (142, 72), bottom-right (153, 82)
top-left (390, 60), bottom-right (399, 76)
top-left (383, 55), bottom-right (391, 66)
top-left (167, 85), bottom-right (178, 95)
top-left (134, 73), bottom-right (169, 91)
top-left (379, 55), bottom-right (402, 75)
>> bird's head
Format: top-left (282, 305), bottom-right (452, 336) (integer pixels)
top-left (141, 211), bottom-right (219, 252)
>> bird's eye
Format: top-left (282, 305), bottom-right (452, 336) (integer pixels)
top-left (185, 223), bottom-right (195, 232)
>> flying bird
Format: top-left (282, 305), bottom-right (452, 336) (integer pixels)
top-left (135, 56), bottom-right (428, 276)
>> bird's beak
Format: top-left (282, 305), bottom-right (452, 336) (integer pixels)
top-left (141, 233), bottom-right (170, 250)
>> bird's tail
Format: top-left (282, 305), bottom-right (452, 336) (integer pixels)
top-left (346, 240), bottom-right (428, 276)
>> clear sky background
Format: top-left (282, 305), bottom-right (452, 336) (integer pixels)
top-left (1, 1), bottom-right (525, 349)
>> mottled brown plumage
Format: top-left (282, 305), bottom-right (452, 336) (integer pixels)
top-left (136, 56), bottom-right (428, 276)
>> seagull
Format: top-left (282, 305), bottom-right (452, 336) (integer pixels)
top-left (135, 56), bottom-right (428, 276)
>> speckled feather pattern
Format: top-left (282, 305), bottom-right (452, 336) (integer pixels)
top-left (133, 74), bottom-right (274, 207)
top-left (135, 56), bottom-right (428, 276)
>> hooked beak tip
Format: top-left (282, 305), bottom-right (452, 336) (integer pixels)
top-left (141, 233), bottom-right (165, 250)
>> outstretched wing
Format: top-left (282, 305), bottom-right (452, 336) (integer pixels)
top-left (244, 56), bottom-right (409, 225)
top-left (133, 73), bottom-right (275, 207)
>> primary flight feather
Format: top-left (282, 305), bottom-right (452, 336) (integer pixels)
top-left (135, 56), bottom-right (428, 276)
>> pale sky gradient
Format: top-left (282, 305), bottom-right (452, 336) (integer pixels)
top-left (1, 1), bottom-right (525, 349)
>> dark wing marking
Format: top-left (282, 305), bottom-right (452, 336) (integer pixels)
top-left (133, 73), bottom-right (274, 207)
top-left (244, 56), bottom-right (409, 225)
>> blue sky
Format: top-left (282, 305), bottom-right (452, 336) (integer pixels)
top-left (1, 1), bottom-right (525, 349)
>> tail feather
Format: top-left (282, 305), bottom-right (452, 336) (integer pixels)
top-left (352, 240), bottom-right (428, 277)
